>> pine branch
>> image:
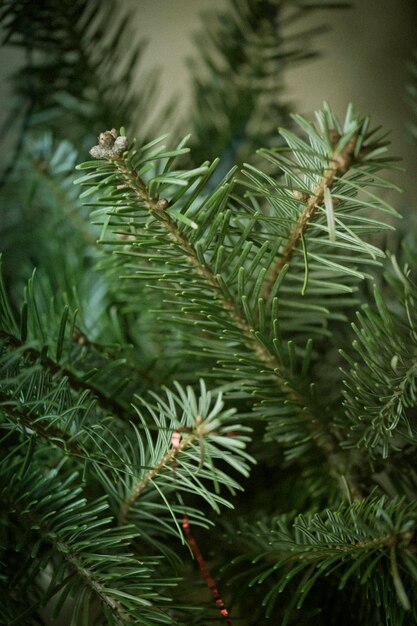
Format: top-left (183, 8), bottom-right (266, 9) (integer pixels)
top-left (0, 390), bottom-right (82, 456)
top-left (0, 328), bottom-right (131, 420)
top-left (229, 496), bottom-right (417, 623)
top-left (101, 382), bottom-right (253, 536)
top-left (260, 131), bottom-right (357, 298)
top-left (111, 153), bottom-right (288, 373)
top-left (2, 4), bottom-right (417, 624)
top-left (80, 133), bottom-right (345, 475)
top-left (50, 538), bottom-right (134, 626)
top-left (2, 461), bottom-right (174, 625)
top-left (76, 120), bottom-right (395, 498)
top-left (0, 254), bottom-right (157, 424)
top-left (341, 254), bottom-right (417, 458)
top-left (118, 424), bottom-right (200, 525)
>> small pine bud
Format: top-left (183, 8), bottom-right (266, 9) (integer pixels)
top-left (293, 190), bottom-right (309, 202)
top-left (98, 130), bottom-right (117, 147)
top-left (329, 128), bottom-right (340, 147)
top-left (155, 198), bottom-right (170, 210)
top-left (90, 128), bottom-right (128, 159)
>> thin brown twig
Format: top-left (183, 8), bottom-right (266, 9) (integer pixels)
top-left (118, 429), bottom-right (198, 525)
top-left (0, 329), bottom-right (131, 420)
top-left (261, 134), bottom-right (357, 299)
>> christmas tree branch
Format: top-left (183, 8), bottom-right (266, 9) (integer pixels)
top-left (261, 132), bottom-right (357, 299)
top-left (84, 133), bottom-right (363, 499)
top-left (269, 527), bottom-right (415, 564)
top-left (52, 538), bottom-right (133, 625)
top-left (113, 152), bottom-right (363, 488)
top-left (232, 496), bottom-right (417, 618)
top-left (3, 467), bottom-right (163, 626)
top-left (0, 329), bottom-right (131, 421)
top-left (0, 390), bottom-right (82, 456)
top-left (0, 390), bottom-right (135, 476)
top-left (113, 157), bottom-right (286, 368)
top-left (118, 423), bottom-right (200, 525)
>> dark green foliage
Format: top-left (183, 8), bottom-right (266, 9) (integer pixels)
top-left (226, 496), bottom-right (417, 625)
top-left (341, 257), bottom-right (417, 459)
top-left (1, 1), bottom-right (417, 625)
top-left (1, 0), bottom-right (152, 145)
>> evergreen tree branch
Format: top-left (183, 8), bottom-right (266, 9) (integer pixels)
top-left (0, 329), bottom-right (131, 420)
top-left (260, 131), bottom-right (357, 298)
top-left (2, 460), bottom-right (174, 625)
top-left (77, 126), bottom-right (379, 499)
top-left (112, 155), bottom-right (288, 372)
top-left (2, 3), bottom-right (416, 623)
top-left (0, 389), bottom-right (135, 477)
top-left (118, 426), bottom-right (199, 525)
top-left (229, 496), bottom-right (417, 622)
top-left (86, 134), bottom-right (346, 469)
top-left (105, 382), bottom-right (253, 536)
top-left (341, 254), bottom-right (417, 458)
top-left (50, 539), bottom-right (134, 626)
top-left (0, 390), bottom-right (82, 456)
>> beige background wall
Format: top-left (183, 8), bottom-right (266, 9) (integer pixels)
top-left (126, 0), bottom-right (417, 196)
top-left (1, 1), bottom-right (417, 192)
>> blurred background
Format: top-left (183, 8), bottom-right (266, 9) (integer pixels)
top-left (124, 0), bottom-right (417, 196)
top-left (2, 1), bottom-right (417, 181)
top-left (1, 0), bottom-right (417, 202)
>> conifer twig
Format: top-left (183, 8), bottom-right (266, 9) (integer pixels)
top-left (113, 159), bottom-right (284, 370)
top-left (0, 390), bottom-right (139, 475)
top-left (0, 391), bottom-right (81, 455)
top-left (53, 541), bottom-right (132, 625)
top-left (118, 427), bottom-right (199, 525)
top-left (261, 133), bottom-right (357, 299)
top-left (107, 146), bottom-right (363, 500)
top-left (0, 329), bottom-right (131, 421)
top-left (263, 527), bottom-right (415, 565)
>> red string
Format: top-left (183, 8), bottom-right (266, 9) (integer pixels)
top-left (182, 514), bottom-right (232, 625)
top-left (172, 429), bottom-right (232, 624)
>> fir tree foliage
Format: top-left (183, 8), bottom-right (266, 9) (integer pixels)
top-left (0, 0), bottom-right (150, 145)
top-left (2, 1), bottom-right (417, 625)
top-left (75, 106), bottom-right (398, 478)
top-left (0, 259), bottom-right (252, 623)
top-left (341, 255), bottom-right (417, 459)
top-left (228, 496), bottom-right (417, 625)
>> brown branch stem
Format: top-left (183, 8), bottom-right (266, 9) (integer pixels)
top-left (261, 134), bottom-right (357, 299)
top-left (0, 329), bottom-right (131, 421)
top-left (118, 429), bottom-right (198, 525)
